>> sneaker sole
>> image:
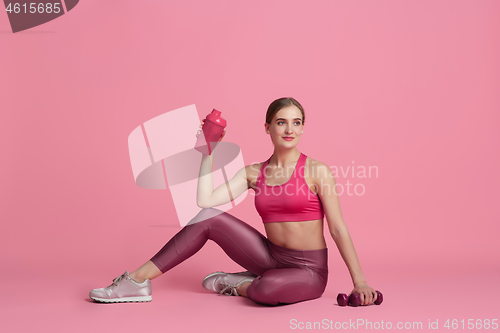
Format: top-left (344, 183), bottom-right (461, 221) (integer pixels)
top-left (90, 295), bottom-right (152, 303)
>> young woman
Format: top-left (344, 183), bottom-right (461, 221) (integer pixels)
top-left (89, 97), bottom-right (378, 306)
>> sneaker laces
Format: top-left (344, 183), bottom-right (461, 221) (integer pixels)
top-left (218, 282), bottom-right (238, 296)
top-left (109, 274), bottom-right (126, 288)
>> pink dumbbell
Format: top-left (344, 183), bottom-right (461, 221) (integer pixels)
top-left (337, 290), bottom-right (383, 307)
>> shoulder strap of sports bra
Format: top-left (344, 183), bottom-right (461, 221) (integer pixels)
top-left (257, 157), bottom-right (271, 184)
top-left (296, 153), bottom-right (307, 179)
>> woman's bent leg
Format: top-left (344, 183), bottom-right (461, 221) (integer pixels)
top-left (246, 267), bottom-right (328, 305)
top-left (149, 208), bottom-right (276, 275)
top-left (245, 239), bottom-right (329, 305)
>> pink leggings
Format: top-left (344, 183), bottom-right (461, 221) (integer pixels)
top-left (150, 208), bottom-right (328, 305)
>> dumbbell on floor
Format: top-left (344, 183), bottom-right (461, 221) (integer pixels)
top-left (337, 290), bottom-right (383, 307)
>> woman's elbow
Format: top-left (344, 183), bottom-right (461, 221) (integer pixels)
top-left (329, 224), bottom-right (349, 240)
top-left (197, 198), bottom-right (212, 209)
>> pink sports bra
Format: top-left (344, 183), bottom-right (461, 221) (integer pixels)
top-left (254, 152), bottom-right (325, 223)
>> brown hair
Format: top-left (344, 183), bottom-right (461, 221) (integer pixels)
top-left (265, 97), bottom-right (305, 125)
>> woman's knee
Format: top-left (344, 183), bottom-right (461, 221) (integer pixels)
top-left (246, 276), bottom-right (280, 305)
top-left (186, 208), bottom-right (226, 226)
top-left (246, 270), bottom-right (326, 305)
top-left (185, 208), bottom-right (243, 242)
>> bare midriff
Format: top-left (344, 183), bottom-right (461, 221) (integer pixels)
top-left (264, 219), bottom-right (327, 250)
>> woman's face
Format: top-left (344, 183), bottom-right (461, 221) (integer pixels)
top-left (265, 105), bottom-right (304, 147)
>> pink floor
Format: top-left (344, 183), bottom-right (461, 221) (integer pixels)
top-left (3, 237), bottom-right (498, 333)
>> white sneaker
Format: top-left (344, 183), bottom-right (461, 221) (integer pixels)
top-left (202, 271), bottom-right (256, 296)
top-left (89, 271), bottom-right (152, 303)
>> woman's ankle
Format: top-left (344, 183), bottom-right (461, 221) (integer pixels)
top-left (129, 261), bottom-right (163, 283)
top-left (129, 271), bottom-right (146, 283)
top-left (236, 281), bottom-right (252, 297)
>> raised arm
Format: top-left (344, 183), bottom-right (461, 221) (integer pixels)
top-left (195, 121), bottom-right (250, 208)
top-left (314, 161), bottom-right (378, 306)
top-left (196, 154), bottom-right (250, 208)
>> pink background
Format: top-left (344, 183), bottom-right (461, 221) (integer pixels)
top-left (1, 0), bottom-right (499, 332)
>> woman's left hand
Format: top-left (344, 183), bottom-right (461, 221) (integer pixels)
top-left (351, 282), bottom-right (377, 306)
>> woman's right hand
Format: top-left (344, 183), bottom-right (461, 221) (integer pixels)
top-left (196, 119), bottom-right (226, 143)
top-left (218, 129), bottom-right (226, 142)
top-left (196, 119), bottom-right (205, 138)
